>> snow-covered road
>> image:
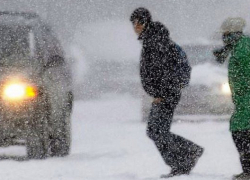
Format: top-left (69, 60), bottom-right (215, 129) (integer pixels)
top-left (0, 94), bottom-right (241, 180)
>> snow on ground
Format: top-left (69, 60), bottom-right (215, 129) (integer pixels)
top-left (0, 94), bottom-right (241, 180)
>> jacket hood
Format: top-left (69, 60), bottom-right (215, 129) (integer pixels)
top-left (138, 21), bottom-right (170, 41)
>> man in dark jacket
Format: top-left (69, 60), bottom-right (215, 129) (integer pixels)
top-left (130, 7), bottom-right (204, 178)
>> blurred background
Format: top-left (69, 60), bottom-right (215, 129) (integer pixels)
top-left (1, 0), bottom-right (250, 116)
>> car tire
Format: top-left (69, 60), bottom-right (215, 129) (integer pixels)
top-left (26, 92), bottom-right (50, 159)
top-left (50, 92), bottom-right (73, 157)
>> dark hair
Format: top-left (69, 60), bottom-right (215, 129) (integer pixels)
top-left (130, 7), bottom-right (152, 25)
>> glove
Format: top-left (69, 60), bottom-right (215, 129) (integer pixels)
top-left (213, 45), bottom-right (233, 64)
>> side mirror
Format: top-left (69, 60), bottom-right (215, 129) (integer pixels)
top-left (44, 55), bottom-right (65, 70)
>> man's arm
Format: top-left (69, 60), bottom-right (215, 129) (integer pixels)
top-left (141, 41), bottom-right (165, 98)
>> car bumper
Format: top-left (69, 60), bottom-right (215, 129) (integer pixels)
top-left (0, 100), bottom-right (39, 137)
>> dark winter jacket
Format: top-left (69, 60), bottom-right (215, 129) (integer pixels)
top-left (139, 21), bottom-right (191, 99)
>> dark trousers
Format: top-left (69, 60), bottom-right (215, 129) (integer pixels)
top-left (232, 131), bottom-right (250, 174)
top-left (147, 92), bottom-right (203, 171)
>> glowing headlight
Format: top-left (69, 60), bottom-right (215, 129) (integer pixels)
top-left (222, 83), bottom-right (231, 95)
top-left (3, 82), bottom-right (37, 101)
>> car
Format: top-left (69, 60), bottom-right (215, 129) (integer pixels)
top-left (141, 43), bottom-right (234, 121)
top-left (0, 12), bottom-right (73, 159)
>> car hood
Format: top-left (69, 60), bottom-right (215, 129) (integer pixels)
top-left (0, 66), bottom-right (42, 87)
top-left (0, 52), bottom-right (43, 82)
top-left (190, 63), bottom-right (228, 87)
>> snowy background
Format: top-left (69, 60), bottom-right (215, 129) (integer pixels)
top-left (0, 0), bottom-right (250, 179)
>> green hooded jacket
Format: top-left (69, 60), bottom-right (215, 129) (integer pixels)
top-left (229, 35), bottom-right (250, 131)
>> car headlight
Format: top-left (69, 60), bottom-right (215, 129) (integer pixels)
top-left (2, 82), bottom-right (37, 101)
top-left (222, 82), bottom-right (231, 95)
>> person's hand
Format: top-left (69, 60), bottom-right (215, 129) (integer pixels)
top-left (213, 45), bottom-right (233, 64)
top-left (213, 47), bottom-right (228, 64)
top-left (213, 48), bottom-right (224, 58)
top-left (153, 98), bottom-right (163, 104)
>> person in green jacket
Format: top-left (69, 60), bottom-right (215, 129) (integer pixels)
top-left (214, 17), bottom-right (250, 180)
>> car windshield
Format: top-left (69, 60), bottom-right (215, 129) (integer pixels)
top-left (0, 26), bottom-right (32, 61)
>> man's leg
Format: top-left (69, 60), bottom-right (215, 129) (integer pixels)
top-left (147, 92), bottom-right (203, 177)
top-left (147, 91), bottom-right (181, 141)
top-left (147, 92), bottom-right (182, 170)
top-left (232, 131), bottom-right (250, 175)
top-left (159, 132), bottom-right (203, 174)
top-left (147, 100), bottom-right (177, 169)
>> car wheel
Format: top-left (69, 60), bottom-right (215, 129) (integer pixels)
top-left (50, 92), bottom-right (73, 157)
top-left (26, 92), bottom-right (50, 159)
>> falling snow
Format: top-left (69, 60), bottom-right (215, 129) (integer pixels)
top-left (0, 0), bottom-right (248, 180)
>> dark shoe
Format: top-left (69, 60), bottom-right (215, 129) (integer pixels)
top-left (161, 148), bottom-right (204, 178)
top-left (195, 147), bottom-right (204, 159)
top-left (160, 169), bottom-right (190, 178)
top-left (233, 173), bottom-right (250, 180)
top-left (186, 147), bottom-right (204, 173)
